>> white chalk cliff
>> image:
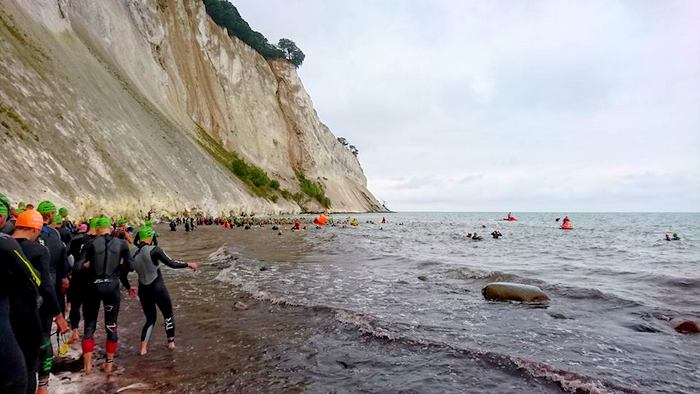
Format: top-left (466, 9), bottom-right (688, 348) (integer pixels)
top-left (0, 0), bottom-right (383, 217)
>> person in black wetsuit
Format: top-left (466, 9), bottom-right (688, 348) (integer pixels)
top-left (0, 202), bottom-right (42, 394)
top-left (66, 222), bottom-right (91, 344)
top-left (53, 213), bottom-right (72, 245)
top-left (128, 226), bottom-right (198, 355)
top-left (12, 209), bottom-right (69, 394)
top-left (37, 200), bottom-right (70, 315)
top-left (76, 216), bottom-right (133, 374)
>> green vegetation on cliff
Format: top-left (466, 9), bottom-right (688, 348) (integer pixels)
top-left (195, 126), bottom-right (283, 201)
top-left (202, 0), bottom-right (305, 67)
top-left (297, 172), bottom-right (331, 208)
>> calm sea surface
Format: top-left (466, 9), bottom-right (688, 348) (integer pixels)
top-left (212, 212), bottom-right (699, 393)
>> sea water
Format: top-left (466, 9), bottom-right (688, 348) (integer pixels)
top-left (212, 212), bottom-right (698, 393)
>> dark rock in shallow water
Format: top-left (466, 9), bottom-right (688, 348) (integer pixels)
top-left (482, 282), bottom-right (550, 303)
top-left (259, 266), bottom-right (268, 271)
top-left (417, 275), bottom-right (428, 282)
top-left (674, 320), bottom-right (700, 334)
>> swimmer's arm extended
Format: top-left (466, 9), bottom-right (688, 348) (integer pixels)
top-left (150, 247), bottom-right (189, 269)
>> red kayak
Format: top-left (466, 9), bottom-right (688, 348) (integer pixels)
top-left (502, 217), bottom-right (518, 221)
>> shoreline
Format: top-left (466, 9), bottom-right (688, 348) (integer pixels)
top-left (52, 224), bottom-right (319, 393)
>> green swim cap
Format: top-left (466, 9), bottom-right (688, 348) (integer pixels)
top-left (138, 226), bottom-right (154, 240)
top-left (88, 217), bottom-right (98, 230)
top-left (95, 216), bottom-right (111, 229)
top-left (58, 207), bottom-right (68, 217)
top-left (0, 194), bottom-right (9, 217)
top-left (52, 215), bottom-right (63, 225)
top-left (37, 200), bottom-right (57, 215)
top-left (18, 201), bottom-right (26, 209)
top-left (118, 218), bottom-right (127, 226)
top-left (144, 220), bottom-right (153, 228)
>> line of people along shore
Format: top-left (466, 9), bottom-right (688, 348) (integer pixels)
top-left (0, 196), bottom-right (199, 394)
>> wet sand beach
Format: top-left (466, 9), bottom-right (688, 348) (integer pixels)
top-left (54, 225), bottom-right (325, 393)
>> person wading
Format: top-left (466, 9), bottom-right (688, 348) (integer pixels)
top-left (128, 226), bottom-right (198, 355)
top-left (76, 216), bottom-right (133, 374)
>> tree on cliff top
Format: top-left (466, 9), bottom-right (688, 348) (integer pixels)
top-left (278, 38), bottom-right (305, 67)
top-left (203, 0), bottom-right (305, 67)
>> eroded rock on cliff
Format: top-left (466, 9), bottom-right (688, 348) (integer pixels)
top-left (0, 0), bottom-right (382, 216)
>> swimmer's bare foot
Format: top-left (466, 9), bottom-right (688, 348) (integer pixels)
top-left (69, 328), bottom-right (80, 344)
top-left (101, 358), bottom-right (114, 373)
top-left (139, 341), bottom-right (148, 356)
top-left (83, 352), bottom-right (93, 375)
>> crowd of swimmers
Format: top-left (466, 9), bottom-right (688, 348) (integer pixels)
top-left (0, 195), bottom-right (198, 394)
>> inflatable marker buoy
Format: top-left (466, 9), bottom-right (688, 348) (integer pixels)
top-left (561, 222), bottom-right (573, 230)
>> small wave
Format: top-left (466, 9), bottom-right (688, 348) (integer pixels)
top-left (513, 359), bottom-right (638, 394)
top-left (543, 284), bottom-right (643, 308)
top-left (333, 307), bottom-right (637, 393)
top-left (442, 267), bottom-right (518, 282)
top-left (215, 260), bottom-right (638, 394)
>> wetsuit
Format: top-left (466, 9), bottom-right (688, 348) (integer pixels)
top-left (66, 233), bottom-right (90, 330)
top-left (2, 217), bottom-right (16, 234)
top-left (79, 235), bottom-right (132, 355)
top-left (39, 224), bottom-right (69, 314)
top-left (1, 234), bottom-right (41, 394)
top-left (57, 226), bottom-right (72, 245)
top-left (130, 245), bottom-right (188, 343)
top-left (15, 238), bottom-right (60, 393)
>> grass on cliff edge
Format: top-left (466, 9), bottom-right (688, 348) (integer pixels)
top-left (297, 172), bottom-right (331, 209)
top-left (195, 126), bottom-right (285, 202)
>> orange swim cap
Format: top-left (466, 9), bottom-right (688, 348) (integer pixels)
top-left (16, 209), bottom-right (44, 231)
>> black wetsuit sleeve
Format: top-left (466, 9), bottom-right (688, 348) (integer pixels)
top-left (150, 247), bottom-right (188, 269)
top-left (74, 240), bottom-right (93, 273)
top-left (1, 237), bottom-right (40, 300)
top-left (58, 242), bottom-right (69, 280)
top-left (31, 244), bottom-right (60, 316)
top-left (119, 241), bottom-right (133, 290)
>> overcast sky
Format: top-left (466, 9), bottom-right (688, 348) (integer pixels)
top-left (234, 0), bottom-right (700, 212)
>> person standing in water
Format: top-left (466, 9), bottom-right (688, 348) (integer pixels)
top-left (77, 216), bottom-right (133, 374)
top-left (129, 226), bottom-right (198, 355)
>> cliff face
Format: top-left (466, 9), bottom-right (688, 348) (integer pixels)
top-left (0, 0), bottom-right (382, 217)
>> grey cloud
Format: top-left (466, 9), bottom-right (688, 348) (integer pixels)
top-left (235, 0), bottom-right (700, 211)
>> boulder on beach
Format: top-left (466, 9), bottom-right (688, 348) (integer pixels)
top-left (674, 320), bottom-right (699, 334)
top-left (482, 282), bottom-right (550, 303)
